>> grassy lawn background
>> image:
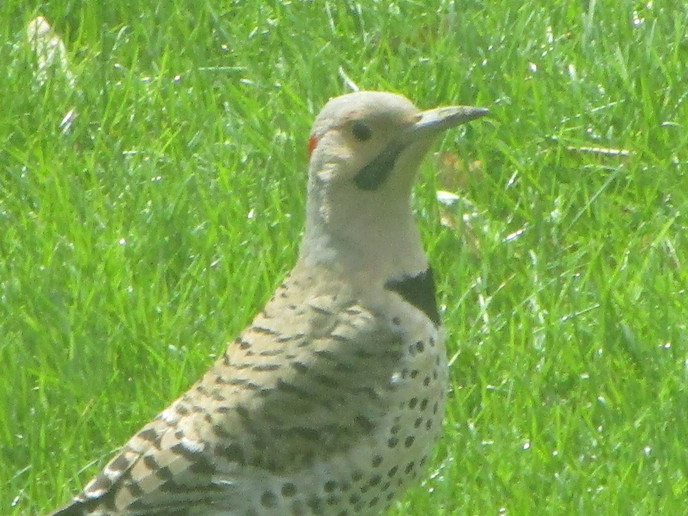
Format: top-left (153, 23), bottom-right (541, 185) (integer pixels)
top-left (2, 1), bottom-right (687, 514)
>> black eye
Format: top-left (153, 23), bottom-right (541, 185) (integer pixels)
top-left (351, 121), bottom-right (372, 142)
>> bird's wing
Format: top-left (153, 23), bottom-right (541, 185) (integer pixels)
top-left (52, 273), bottom-right (404, 515)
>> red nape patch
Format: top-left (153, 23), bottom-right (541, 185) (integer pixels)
top-left (307, 134), bottom-right (318, 158)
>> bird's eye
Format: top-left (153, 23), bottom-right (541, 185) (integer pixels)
top-left (351, 122), bottom-right (372, 142)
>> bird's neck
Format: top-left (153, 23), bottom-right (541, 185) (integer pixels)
top-left (297, 201), bottom-right (428, 288)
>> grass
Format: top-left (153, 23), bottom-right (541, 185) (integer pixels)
top-left (1, 0), bottom-right (687, 514)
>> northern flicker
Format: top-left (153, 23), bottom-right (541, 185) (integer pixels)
top-left (47, 91), bottom-right (488, 516)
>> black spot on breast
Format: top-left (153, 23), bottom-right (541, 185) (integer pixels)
top-left (282, 482), bottom-right (297, 497)
top-left (261, 490), bottom-right (278, 508)
top-left (353, 142), bottom-right (404, 191)
top-left (307, 495), bottom-right (323, 513)
top-left (385, 268), bottom-right (440, 326)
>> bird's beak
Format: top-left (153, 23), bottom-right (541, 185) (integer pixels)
top-left (352, 104), bottom-right (488, 191)
top-left (404, 105), bottom-right (489, 142)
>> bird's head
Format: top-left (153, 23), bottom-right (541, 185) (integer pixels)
top-left (300, 91), bottom-right (487, 276)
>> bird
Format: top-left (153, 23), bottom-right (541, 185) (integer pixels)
top-left (47, 91), bottom-right (488, 516)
